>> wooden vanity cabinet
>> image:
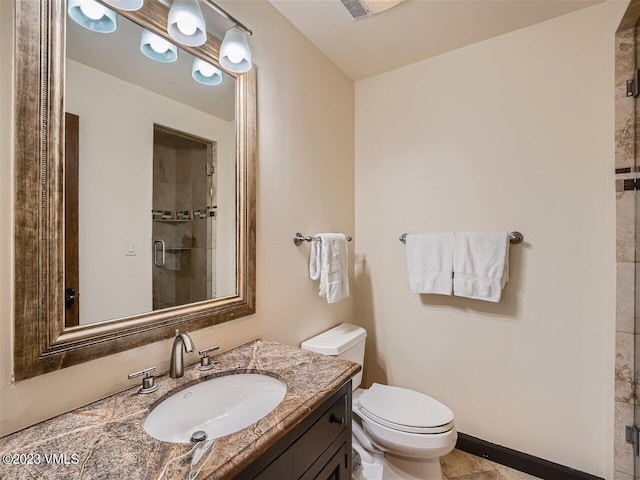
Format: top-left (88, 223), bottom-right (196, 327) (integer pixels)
top-left (234, 381), bottom-right (352, 480)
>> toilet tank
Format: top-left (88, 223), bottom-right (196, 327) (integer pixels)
top-left (301, 323), bottom-right (367, 390)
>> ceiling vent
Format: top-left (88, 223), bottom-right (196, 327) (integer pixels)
top-left (340, 0), bottom-right (404, 20)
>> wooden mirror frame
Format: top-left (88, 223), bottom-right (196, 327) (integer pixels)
top-left (13, 0), bottom-right (256, 381)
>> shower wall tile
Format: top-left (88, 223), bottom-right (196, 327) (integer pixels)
top-left (615, 400), bottom-right (635, 476)
top-left (175, 260), bottom-right (193, 306)
top-left (153, 222), bottom-right (172, 242)
top-left (174, 150), bottom-right (192, 184)
top-left (617, 99), bottom-right (635, 171)
top-left (616, 332), bottom-right (635, 404)
top-left (618, 262), bottom-right (635, 334)
top-left (175, 223), bottom-right (192, 249)
top-left (154, 185), bottom-right (176, 211)
top-left (192, 217), bottom-right (207, 249)
top-left (155, 144), bottom-right (176, 184)
top-left (154, 144), bottom-right (177, 211)
top-left (190, 247), bottom-right (207, 302)
top-left (615, 471), bottom-right (634, 480)
top-left (153, 268), bottom-right (176, 310)
top-left (175, 181), bottom-right (192, 212)
top-left (617, 27), bottom-right (636, 170)
top-left (617, 27), bottom-right (635, 98)
top-left (617, 191), bottom-right (635, 262)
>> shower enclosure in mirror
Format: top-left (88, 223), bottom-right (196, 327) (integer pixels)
top-left (64, 9), bottom-right (237, 327)
top-left (152, 125), bottom-right (233, 310)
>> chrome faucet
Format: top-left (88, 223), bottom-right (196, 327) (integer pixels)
top-left (170, 330), bottom-right (195, 378)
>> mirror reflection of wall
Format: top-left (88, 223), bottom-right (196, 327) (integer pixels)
top-left (65, 7), bottom-right (237, 327)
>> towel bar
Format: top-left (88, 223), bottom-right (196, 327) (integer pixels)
top-left (399, 231), bottom-right (524, 245)
top-left (293, 232), bottom-right (353, 246)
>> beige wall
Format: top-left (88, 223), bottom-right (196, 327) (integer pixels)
top-left (355, 4), bottom-right (619, 477)
top-left (0, 0), bottom-right (354, 435)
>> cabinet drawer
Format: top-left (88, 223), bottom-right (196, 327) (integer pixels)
top-left (293, 394), bottom-right (348, 478)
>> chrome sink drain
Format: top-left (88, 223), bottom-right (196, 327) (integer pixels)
top-left (190, 430), bottom-right (207, 443)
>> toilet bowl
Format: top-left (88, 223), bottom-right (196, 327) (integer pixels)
top-left (301, 324), bottom-right (457, 480)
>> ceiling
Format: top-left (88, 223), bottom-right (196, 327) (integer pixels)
top-left (270, 0), bottom-right (603, 80)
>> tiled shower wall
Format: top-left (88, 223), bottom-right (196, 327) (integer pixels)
top-left (616, 3), bottom-right (640, 477)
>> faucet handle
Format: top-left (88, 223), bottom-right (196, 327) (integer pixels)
top-left (128, 366), bottom-right (159, 394)
top-left (196, 346), bottom-right (219, 371)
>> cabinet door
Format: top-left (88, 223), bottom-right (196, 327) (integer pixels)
top-left (252, 448), bottom-right (293, 480)
top-left (312, 442), bottom-right (349, 480)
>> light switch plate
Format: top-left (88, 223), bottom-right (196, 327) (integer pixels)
top-left (125, 240), bottom-right (136, 256)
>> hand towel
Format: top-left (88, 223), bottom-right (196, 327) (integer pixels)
top-left (309, 233), bottom-right (349, 303)
top-left (405, 233), bottom-right (454, 295)
top-left (453, 231), bottom-right (509, 302)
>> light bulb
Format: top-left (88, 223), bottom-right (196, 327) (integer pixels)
top-left (225, 45), bottom-right (244, 64)
top-left (176, 17), bottom-right (197, 36)
top-left (167, 0), bottom-right (206, 47)
top-left (220, 27), bottom-right (251, 72)
top-left (80, 0), bottom-right (106, 20)
top-left (192, 58), bottom-right (222, 85)
top-left (149, 35), bottom-right (170, 54)
top-left (198, 62), bottom-right (216, 77)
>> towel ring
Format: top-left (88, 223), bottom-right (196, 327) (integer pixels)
top-left (399, 231), bottom-right (524, 245)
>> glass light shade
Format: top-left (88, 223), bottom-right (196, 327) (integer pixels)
top-left (192, 58), bottom-right (222, 86)
top-left (167, 0), bottom-right (206, 47)
top-left (102, 0), bottom-right (144, 11)
top-left (140, 29), bottom-right (178, 63)
top-left (219, 27), bottom-right (251, 73)
top-left (68, 0), bottom-right (117, 33)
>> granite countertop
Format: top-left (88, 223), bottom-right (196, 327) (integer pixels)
top-left (0, 340), bottom-right (360, 480)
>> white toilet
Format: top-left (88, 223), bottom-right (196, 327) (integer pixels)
top-left (301, 323), bottom-right (457, 480)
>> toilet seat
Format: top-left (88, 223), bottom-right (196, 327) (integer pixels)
top-left (360, 409), bottom-right (454, 434)
top-left (357, 383), bottom-right (454, 435)
top-left (356, 410), bottom-right (458, 459)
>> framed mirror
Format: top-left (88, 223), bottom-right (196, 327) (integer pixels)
top-left (13, 0), bottom-right (256, 380)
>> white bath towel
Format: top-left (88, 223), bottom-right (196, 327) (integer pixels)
top-left (405, 233), bottom-right (454, 295)
top-left (453, 231), bottom-right (509, 302)
top-left (309, 233), bottom-right (349, 303)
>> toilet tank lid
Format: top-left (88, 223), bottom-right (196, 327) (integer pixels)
top-left (301, 323), bottom-right (367, 355)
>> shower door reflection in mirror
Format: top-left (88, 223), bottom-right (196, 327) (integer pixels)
top-left (64, 9), bottom-right (237, 327)
top-left (152, 125), bottom-right (220, 310)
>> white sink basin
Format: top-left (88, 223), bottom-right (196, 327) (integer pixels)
top-left (143, 373), bottom-right (287, 443)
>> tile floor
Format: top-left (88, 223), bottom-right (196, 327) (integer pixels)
top-left (441, 450), bottom-right (541, 480)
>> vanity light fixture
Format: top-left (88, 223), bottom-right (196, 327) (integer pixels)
top-left (219, 27), bottom-right (251, 73)
top-left (68, 0), bottom-right (117, 33)
top-left (71, 0), bottom-right (254, 72)
top-left (167, 0), bottom-right (207, 47)
top-left (140, 29), bottom-right (178, 62)
top-left (167, 0), bottom-right (253, 73)
top-left (192, 58), bottom-right (223, 85)
top-left (199, 0), bottom-right (253, 73)
top-left (102, 0), bottom-right (144, 11)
